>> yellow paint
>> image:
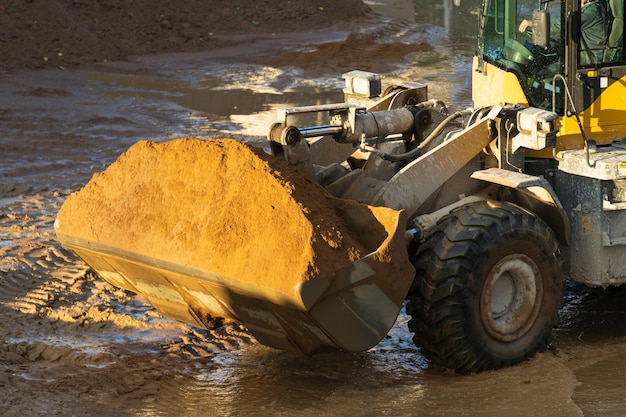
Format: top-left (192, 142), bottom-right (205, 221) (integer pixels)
top-left (559, 75), bottom-right (626, 149)
top-left (472, 57), bottom-right (528, 108)
top-left (472, 57), bottom-right (626, 157)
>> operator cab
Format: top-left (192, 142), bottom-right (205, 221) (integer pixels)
top-left (474, 0), bottom-right (626, 149)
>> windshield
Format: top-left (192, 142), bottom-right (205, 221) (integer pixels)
top-left (479, 0), bottom-right (564, 111)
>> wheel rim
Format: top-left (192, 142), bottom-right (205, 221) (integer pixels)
top-left (481, 254), bottom-right (542, 342)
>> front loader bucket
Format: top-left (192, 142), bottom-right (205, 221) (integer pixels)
top-left (55, 138), bottom-right (415, 355)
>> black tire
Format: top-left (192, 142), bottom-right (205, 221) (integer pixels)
top-left (406, 200), bottom-right (564, 373)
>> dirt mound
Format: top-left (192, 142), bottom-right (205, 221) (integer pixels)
top-left (262, 29), bottom-right (434, 75)
top-left (54, 138), bottom-right (398, 294)
top-left (0, 0), bottom-right (372, 71)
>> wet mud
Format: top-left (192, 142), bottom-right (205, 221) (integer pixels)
top-left (2, 1), bottom-right (626, 416)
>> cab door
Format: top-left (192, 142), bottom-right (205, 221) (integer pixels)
top-left (565, 0), bottom-right (626, 145)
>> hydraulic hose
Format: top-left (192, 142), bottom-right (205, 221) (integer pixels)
top-left (377, 108), bottom-right (474, 162)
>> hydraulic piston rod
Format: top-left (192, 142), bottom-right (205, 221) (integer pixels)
top-left (298, 125), bottom-right (344, 138)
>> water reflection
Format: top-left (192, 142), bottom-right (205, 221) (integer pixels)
top-left (139, 345), bottom-right (427, 417)
top-left (134, 339), bottom-right (582, 417)
top-left (201, 348), bottom-right (422, 413)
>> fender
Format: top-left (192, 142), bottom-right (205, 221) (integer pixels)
top-left (470, 168), bottom-right (571, 245)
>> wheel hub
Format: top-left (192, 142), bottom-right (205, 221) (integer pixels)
top-left (481, 254), bottom-right (542, 342)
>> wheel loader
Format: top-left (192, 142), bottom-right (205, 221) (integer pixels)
top-left (55, 0), bottom-right (626, 373)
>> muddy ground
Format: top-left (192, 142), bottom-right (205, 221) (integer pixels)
top-left (0, 0), bottom-right (372, 71)
top-left (2, 0), bottom-right (626, 416)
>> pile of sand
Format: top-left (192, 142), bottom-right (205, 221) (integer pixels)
top-left (55, 138), bottom-right (398, 295)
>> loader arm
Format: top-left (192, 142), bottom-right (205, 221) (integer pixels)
top-left (372, 117), bottom-right (494, 214)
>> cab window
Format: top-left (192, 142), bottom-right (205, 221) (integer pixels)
top-left (579, 0), bottom-right (624, 65)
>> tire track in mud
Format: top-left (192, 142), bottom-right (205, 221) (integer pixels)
top-left (0, 191), bottom-right (257, 416)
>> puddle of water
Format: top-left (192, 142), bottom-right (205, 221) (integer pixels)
top-left (573, 349), bottom-right (626, 417)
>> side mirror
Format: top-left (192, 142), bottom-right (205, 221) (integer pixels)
top-left (532, 9), bottom-right (551, 48)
